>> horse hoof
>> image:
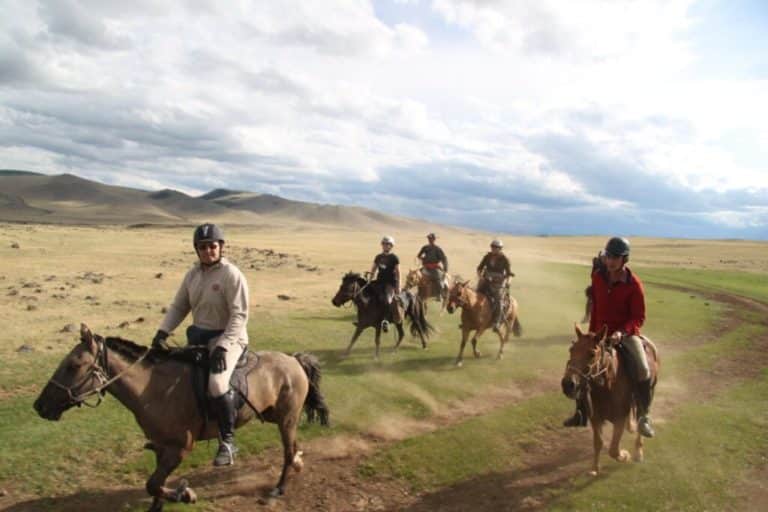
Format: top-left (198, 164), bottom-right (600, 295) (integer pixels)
top-left (473, 352), bottom-right (481, 359)
top-left (496, 353), bottom-right (504, 360)
top-left (455, 360), bottom-right (463, 368)
top-left (588, 470), bottom-right (598, 477)
top-left (184, 487), bottom-right (197, 504)
top-left (269, 487), bottom-right (284, 498)
top-left (292, 451), bottom-right (304, 472)
top-left (633, 451), bottom-right (644, 463)
top-left (615, 450), bottom-right (630, 462)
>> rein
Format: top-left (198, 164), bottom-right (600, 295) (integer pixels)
top-left (48, 337), bottom-right (149, 408)
top-left (567, 341), bottom-right (612, 384)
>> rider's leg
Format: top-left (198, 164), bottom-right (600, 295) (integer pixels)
top-left (623, 335), bottom-right (654, 437)
top-left (563, 389), bottom-right (589, 427)
top-left (491, 288), bottom-right (504, 332)
top-left (209, 344), bottom-right (245, 466)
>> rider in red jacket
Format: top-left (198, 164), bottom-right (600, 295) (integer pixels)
top-left (564, 237), bottom-right (655, 438)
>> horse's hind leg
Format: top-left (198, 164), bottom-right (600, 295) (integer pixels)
top-left (634, 430), bottom-right (645, 462)
top-left (374, 326), bottom-right (382, 360)
top-left (496, 326), bottom-right (508, 360)
top-left (145, 446), bottom-right (195, 511)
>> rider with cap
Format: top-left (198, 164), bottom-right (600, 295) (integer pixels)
top-left (417, 233), bottom-right (448, 296)
top-left (370, 236), bottom-right (401, 331)
top-left (563, 236), bottom-right (655, 438)
top-left (152, 223), bottom-right (250, 466)
top-left (476, 239), bottom-right (514, 333)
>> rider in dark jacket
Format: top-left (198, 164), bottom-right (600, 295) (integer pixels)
top-left (476, 239), bottom-right (513, 332)
top-left (417, 233), bottom-right (448, 296)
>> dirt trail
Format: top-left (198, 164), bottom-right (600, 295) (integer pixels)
top-left (2, 288), bottom-right (766, 512)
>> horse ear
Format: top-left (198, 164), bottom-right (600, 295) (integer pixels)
top-left (80, 323), bottom-right (97, 351)
top-left (574, 323), bottom-right (584, 337)
top-left (462, 280), bottom-right (470, 286)
top-left (597, 324), bottom-right (608, 341)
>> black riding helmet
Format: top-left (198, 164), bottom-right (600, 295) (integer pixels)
top-left (605, 237), bottom-right (630, 258)
top-left (193, 223), bottom-right (225, 247)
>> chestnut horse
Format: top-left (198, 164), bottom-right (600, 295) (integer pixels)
top-left (445, 280), bottom-right (522, 367)
top-left (403, 268), bottom-right (451, 312)
top-left (34, 325), bottom-right (329, 511)
top-left (561, 324), bottom-right (659, 475)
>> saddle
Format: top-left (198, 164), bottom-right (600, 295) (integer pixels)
top-left (167, 326), bottom-right (261, 420)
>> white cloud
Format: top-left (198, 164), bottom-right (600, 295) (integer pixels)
top-left (0, 0), bottom-right (765, 237)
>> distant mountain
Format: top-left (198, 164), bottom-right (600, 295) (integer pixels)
top-left (0, 171), bottom-right (422, 230)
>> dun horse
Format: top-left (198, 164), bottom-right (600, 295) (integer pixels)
top-left (561, 324), bottom-right (659, 475)
top-left (34, 324), bottom-right (329, 511)
top-left (445, 280), bottom-right (522, 367)
top-left (332, 272), bottom-right (433, 358)
top-left (403, 268), bottom-right (451, 312)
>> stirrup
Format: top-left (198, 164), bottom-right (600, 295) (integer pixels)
top-left (638, 417), bottom-right (655, 438)
top-left (213, 441), bottom-right (237, 466)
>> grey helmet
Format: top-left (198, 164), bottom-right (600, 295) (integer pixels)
top-left (605, 236), bottom-right (630, 258)
top-left (193, 223), bottom-right (225, 247)
top-left (490, 239), bottom-right (503, 249)
top-left (381, 235), bottom-right (395, 246)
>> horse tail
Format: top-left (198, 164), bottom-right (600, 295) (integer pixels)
top-left (406, 295), bottom-right (434, 340)
top-left (511, 316), bottom-right (523, 337)
top-left (293, 352), bottom-right (330, 426)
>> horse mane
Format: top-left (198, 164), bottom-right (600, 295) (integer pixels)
top-left (104, 336), bottom-right (167, 363)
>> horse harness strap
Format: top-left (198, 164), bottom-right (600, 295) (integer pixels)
top-left (48, 337), bottom-right (150, 408)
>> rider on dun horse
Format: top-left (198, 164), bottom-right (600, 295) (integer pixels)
top-left (563, 236), bottom-right (656, 438)
top-left (476, 239), bottom-right (515, 333)
top-left (416, 232), bottom-right (449, 299)
top-left (151, 223), bottom-right (250, 466)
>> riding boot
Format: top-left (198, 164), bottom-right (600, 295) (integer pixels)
top-left (563, 396), bottom-right (589, 427)
top-left (491, 301), bottom-right (503, 333)
top-left (636, 379), bottom-right (655, 438)
top-left (212, 389), bottom-right (239, 466)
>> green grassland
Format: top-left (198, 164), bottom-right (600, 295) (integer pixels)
top-left (0, 223), bottom-right (766, 511)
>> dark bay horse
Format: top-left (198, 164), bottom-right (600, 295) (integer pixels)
top-left (331, 272), bottom-right (433, 358)
top-left (561, 324), bottom-right (659, 475)
top-left (403, 268), bottom-right (451, 312)
top-left (445, 280), bottom-right (522, 367)
top-left (34, 324), bottom-right (329, 511)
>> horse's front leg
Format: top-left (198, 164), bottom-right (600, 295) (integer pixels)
top-left (455, 328), bottom-right (470, 367)
top-left (145, 446), bottom-right (195, 512)
top-left (343, 325), bottom-right (364, 357)
top-left (634, 426), bottom-right (645, 462)
top-left (472, 329), bottom-right (484, 359)
top-left (590, 419), bottom-right (603, 476)
top-left (495, 324), bottom-right (507, 360)
top-left (608, 416), bottom-right (630, 463)
top-left (374, 326), bottom-right (382, 360)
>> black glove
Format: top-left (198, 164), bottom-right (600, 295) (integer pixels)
top-left (210, 346), bottom-right (227, 374)
top-left (151, 329), bottom-right (169, 350)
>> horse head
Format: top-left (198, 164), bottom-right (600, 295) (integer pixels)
top-left (561, 324), bottom-right (609, 398)
top-left (331, 272), bottom-right (367, 307)
top-left (446, 280), bottom-right (471, 314)
top-left (34, 324), bottom-right (105, 421)
top-left (404, 268), bottom-right (421, 289)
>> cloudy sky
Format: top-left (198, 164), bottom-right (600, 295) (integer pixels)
top-left (1, 0), bottom-right (766, 238)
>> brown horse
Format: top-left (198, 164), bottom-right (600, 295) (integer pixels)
top-left (445, 280), bottom-right (522, 367)
top-left (403, 268), bottom-right (451, 312)
top-left (331, 272), bottom-right (433, 358)
top-left (33, 324), bottom-right (329, 511)
top-left (561, 324), bottom-right (659, 475)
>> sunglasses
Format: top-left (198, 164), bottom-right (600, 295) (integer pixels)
top-left (196, 242), bottom-right (219, 251)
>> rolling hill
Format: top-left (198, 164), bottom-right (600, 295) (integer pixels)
top-left (0, 170), bottom-right (429, 231)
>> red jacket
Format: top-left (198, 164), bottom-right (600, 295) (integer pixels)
top-left (588, 267), bottom-right (645, 336)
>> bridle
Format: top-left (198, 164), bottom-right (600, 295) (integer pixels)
top-left (447, 284), bottom-right (468, 309)
top-left (566, 339), bottom-right (612, 385)
top-left (47, 336), bottom-right (149, 408)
